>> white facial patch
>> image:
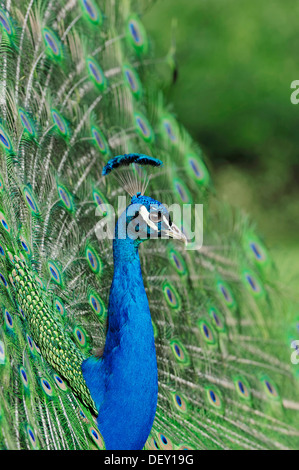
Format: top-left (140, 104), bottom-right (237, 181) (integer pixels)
top-left (139, 206), bottom-right (159, 232)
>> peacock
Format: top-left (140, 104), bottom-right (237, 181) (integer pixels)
top-left (0, 0), bottom-right (299, 452)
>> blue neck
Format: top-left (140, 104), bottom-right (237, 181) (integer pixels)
top-left (82, 216), bottom-right (158, 450)
top-left (106, 237), bottom-right (144, 340)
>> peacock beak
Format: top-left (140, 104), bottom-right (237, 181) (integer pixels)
top-left (163, 222), bottom-right (188, 245)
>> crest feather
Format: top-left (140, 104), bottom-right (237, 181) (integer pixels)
top-left (102, 153), bottom-right (163, 176)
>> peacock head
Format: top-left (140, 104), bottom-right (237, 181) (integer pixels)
top-left (123, 192), bottom-right (187, 245)
top-left (103, 153), bottom-right (187, 246)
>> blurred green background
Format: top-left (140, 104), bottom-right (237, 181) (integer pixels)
top-left (144, 0), bottom-right (299, 298)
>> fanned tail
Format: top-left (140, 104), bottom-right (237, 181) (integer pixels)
top-left (0, 0), bottom-right (298, 450)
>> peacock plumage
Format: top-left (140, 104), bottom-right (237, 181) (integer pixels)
top-left (0, 0), bottom-right (299, 451)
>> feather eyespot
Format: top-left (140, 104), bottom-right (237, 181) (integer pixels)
top-left (0, 132), bottom-right (9, 148)
top-left (186, 153), bottom-right (210, 187)
top-left (163, 282), bottom-right (181, 310)
top-left (19, 236), bottom-right (31, 255)
top-left (79, 409), bottom-right (88, 421)
top-left (92, 126), bottom-right (109, 155)
top-left (260, 376), bottom-right (280, 400)
top-left (44, 32), bottom-right (58, 53)
top-left (85, 246), bottom-right (102, 274)
top-left (87, 58), bottom-right (107, 91)
top-left (208, 307), bottom-right (226, 332)
top-left (144, 437), bottom-right (160, 450)
top-left (216, 280), bottom-right (235, 308)
top-left (42, 28), bottom-right (62, 60)
top-left (127, 16), bottom-right (147, 54)
top-left (0, 211), bottom-right (10, 233)
top-left (21, 241), bottom-right (28, 251)
top-left (153, 439), bottom-right (159, 449)
top-left (83, 0), bottom-right (95, 18)
top-left (26, 334), bottom-right (35, 353)
top-left (54, 297), bottom-right (65, 316)
top-left (242, 270), bottom-right (263, 297)
top-left (19, 109), bottom-right (35, 137)
top-left (80, 0), bottom-right (102, 24)
top-left (88, 251), bottom-right (95, 267)
top-left (0, 9), bottom-right (13, 36)
top-left (51, 110), bottom-right (68, 137)
top-left (158, 432), bottom-right (173, 450)
top-left (74, 326), bottom-right (88, 348)
top-left (134, 112), bottom-right (154, 143)
top-left (170, 339), bottom-right (190, 365)
top-left (57, 184), bottom-right (73, 211)
top-left (48, 261), bottom-right (63, 286)
top-left (244, 233), bottom-right (268, 267)
top-left (246, 274), bottom-right (258, 291)
top-left (25, 194), bottom-right (37, 212)
top-left (53, 374), bottom-right (68, 391)
top-left (89, 426), bottom-right (104, 448)
top-left (264, 380), bottom-right (276, 396)
top-left (20, 367), bottom-right (29, 388)
top-left (198, 320), bottom-right (216, 345)
top-left (172, 392), bottom-right (188, 413)
top-left (189, 158), bottom-right (202, 178)
top-left (206, 387), bottom-right (223, 409)
top-left (164, 121), bottom-right (176, 142)
top-left (20, 114), bottom-right (32, 133)
top-left (88, 291), bottom-right (105, 317)
top-left (173, 178), bottom-right (192, 203)
top-left (41, 377), bottom-right (53, 397)
top-left (220, 285), bottom-right (231, 302)
top-left (23, 187), bottom-right (39, 215)
top-left (129, 20), bottom-right (141, 44)
top-left (234, 377), bottom-right (251, 400)
top-left (4, 309), bottom-right (13, 329)
top-left (0, 125), bottom-right (13, 153)
top-left (168, 249), bottom-right (187, 275)
top-left (93, 189), bottom-right (111, 218)
top-left (125, 70), bottom-right (137, 91)
top-left (26, 424), bottom-right (38, 449)
top-left (123, 65), bottom-right (142, 99)
top-left (212, 312), bottom-right (220, 326)
top-left (0, 273), bottom-right (8, 288)
top-left (249, 242), bottom-right (265, 261)
top-left (161, 116), bottom-right (178, 144)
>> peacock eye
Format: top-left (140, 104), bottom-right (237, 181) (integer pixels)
top-left (149, 211), bottom-right (162, 223)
